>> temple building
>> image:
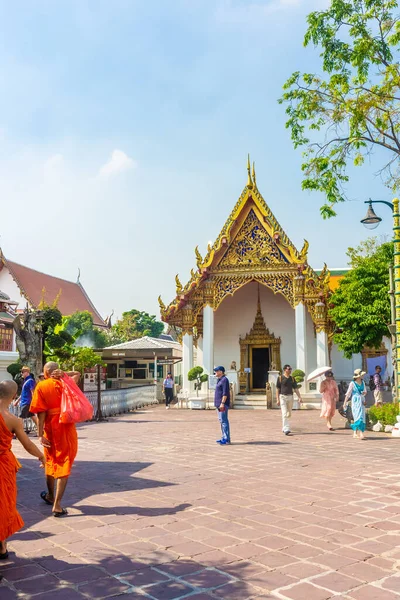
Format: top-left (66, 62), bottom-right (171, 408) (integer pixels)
top-left (0, 249), bottom-right (107, 380)
top-left (159, 159), bottom-right (372, 402)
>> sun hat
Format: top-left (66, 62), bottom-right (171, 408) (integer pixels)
top-left (353, 368), bottom-right (366, 379)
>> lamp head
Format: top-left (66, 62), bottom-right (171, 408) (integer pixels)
top-left (361, 201), bottom-right (381, 230)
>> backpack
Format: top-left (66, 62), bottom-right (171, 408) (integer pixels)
top-left (369, 375), bottom-right (376, 391)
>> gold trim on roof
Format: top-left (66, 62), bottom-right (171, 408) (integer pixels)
top-left (160, 158), bottom-right (330, 328)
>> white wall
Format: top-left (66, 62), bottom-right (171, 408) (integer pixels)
top-left (331, 345), bottom-right (361, 382)
top-left (0, 266), bottom-right (25, 309)
top-left (0, 352), bottom-right (19, 381)
top-left (214, 282), bottom-right (296, 370)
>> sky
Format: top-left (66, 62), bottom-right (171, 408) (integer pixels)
top-left (0, 0), bottom-right (394, 321)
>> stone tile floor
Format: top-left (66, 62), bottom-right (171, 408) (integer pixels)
top-left (1, 405), bottom-right (400, 599)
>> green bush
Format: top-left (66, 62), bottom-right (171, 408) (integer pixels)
top-left (368, 403), bottom-right (399, 427)
top-left (292, 369), bottom-right (305, 388)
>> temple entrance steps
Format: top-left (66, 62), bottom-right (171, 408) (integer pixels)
top-left (234, 394), bottom-right (269, 409)
top-left (233, 393), bottom-right (322, 410)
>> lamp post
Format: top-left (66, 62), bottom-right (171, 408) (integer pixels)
top-left (360, 198), bottom-right (400, 402)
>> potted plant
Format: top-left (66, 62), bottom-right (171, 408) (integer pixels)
top-left (187, 366), bottom-right (208, 397)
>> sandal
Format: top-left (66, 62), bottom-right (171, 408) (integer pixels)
top-left (40, 491), bottom-right (53, 506)
top-left (52, 509), bottom-right (68, 518)
top-left (0, 542), bottom-right (8, 560)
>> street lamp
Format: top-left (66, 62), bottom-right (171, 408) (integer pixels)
top-left (360, 198), bottom-right (400, 402)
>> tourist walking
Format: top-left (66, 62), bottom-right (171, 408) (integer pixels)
top-left (163, 372), bottom-right (174, 409)
top-left (371, 365), bottom-right (383, 406)
top-left (30, 362), bottom-right (80, 517)
top-left (319, 371), bottom-right (339, 431)
top-left (214, 366), bottom-right (230, 445)
top-left (344, 369), bottom-right (367, 439)
top-left (276, 364), bottom-right (302, 435)
top-left (0, 380), bottom-right (45, 561)
top-left (14, 366), bottom-right (38, 431)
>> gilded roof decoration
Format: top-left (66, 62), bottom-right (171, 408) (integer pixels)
top-left (159, 158), bottom-right (331, 328)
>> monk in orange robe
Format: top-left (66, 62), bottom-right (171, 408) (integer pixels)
top-left (0, 380), bottom-right (45, 560)
top-left (30, 362), bottom-right (80, 517)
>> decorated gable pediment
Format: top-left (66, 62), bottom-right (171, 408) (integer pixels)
top-left (216, 208), bottom-right (289, 271)
top-left (159, 157), bottom-right (331, 331)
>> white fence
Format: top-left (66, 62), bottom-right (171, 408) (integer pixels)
top-left (85, 384), bottom-right (158, 418)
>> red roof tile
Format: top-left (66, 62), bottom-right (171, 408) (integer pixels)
top-left (6, 260), bottom-right (106, 327)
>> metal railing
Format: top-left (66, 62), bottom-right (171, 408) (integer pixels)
top-left (85, 384), bottom-right (157, 418)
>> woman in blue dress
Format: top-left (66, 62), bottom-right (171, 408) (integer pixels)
top-left (344, 369), bottom-right (367, 439)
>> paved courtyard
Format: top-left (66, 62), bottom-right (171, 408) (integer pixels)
top-left (1, 405), bottom-right (400, 600)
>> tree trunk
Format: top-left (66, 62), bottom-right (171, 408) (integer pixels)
top-left (13, 307), bottom-right (43, 377)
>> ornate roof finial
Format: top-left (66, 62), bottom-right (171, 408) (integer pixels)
top-left (77, 267), bottom-right (81, 284)
top-left (175, 274), bottom-right (183, 295)
top-left (195, 246), bottom-right (203, 269)
top-left (252, 161), bottom-right (257, 188)
top-left (246, 154), bottom-right (253, 189)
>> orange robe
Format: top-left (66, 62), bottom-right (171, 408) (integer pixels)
top-left (0, 414), bottom-right (24, 540)
top-left (30, 379), bottom-right (78, 478)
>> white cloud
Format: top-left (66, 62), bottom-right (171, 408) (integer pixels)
top-left (98, 149), bottom-right (137, 178)
top-left (43, 153), bottom-right (64, 173)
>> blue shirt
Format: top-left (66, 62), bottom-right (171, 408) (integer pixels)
top-left (214, 375), bottom-right (230, 408)
top-left (163, 378), bottom-right (174, 389)
top-left (20, 375), bottom-right (36, 407)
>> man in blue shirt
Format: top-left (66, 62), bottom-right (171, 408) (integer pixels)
top-left (16, 366), bottom-right (38, 429)
top-left (214, 366), bottom-right (231, 445)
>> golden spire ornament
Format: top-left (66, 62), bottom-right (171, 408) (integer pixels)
top-left (246, 154), bottom-right (253, 189)
top-left (252, 161), bottom-right (257, 188)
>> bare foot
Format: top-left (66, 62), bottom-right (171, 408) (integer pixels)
top-left (0, 541), bottom-right (7, 554)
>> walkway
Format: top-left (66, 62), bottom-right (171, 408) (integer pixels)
top-left (1, 406), bottom-right (400, 599)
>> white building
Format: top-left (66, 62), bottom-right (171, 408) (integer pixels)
top-left (159, 162), bottom-right (391, 404)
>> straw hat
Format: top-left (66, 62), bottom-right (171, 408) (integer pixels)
top-left (353, 368), bottom-right (366, 379)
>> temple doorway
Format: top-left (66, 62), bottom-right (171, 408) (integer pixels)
top-left (251, 346), bottom-right (270, 391)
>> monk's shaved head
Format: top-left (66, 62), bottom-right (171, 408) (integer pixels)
top-left (44, 361), bottom-right (59, 377)
top-left (0, 380), bottom-right (18, 400)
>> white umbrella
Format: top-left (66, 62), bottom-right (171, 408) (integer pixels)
top-left (307, 366), bottom-right (332, 382)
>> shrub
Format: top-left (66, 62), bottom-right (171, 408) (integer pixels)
top-left (188, 366), bottom-right (208, 396)
top-left (292, 369), bottom-right (305, 388)
top-left (368, 403), bottom-right (399, 427)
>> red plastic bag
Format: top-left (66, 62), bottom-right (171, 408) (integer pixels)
top-left (59, 374), bottom-right (94, 424)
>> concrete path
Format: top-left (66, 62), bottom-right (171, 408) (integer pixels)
top-left (1, 405), bottom-right (400, 599)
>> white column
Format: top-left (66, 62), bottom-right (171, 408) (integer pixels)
top-left (316, 330), bottom-right (329, 368)
top-left (196, 335), bottom-right (203, 367)
top-left (203, 305), bottom-right (214, 375)
top-left (295, 302), bottom-right (308, 375)
top-left (182, 332), bottom-right (194, 391)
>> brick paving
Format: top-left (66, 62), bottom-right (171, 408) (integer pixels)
top-left (1, 405), bottom-right (400, 599)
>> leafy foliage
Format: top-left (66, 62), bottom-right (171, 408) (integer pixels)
top-left (280, 0), bottom-right (400, 217)
top-left (7, 361), bottom-right (22, 378)
top-left (292, 369), bottom-right (305, 388)
top-left (368, 401), bottom-right (399, 426)
top-left (110, 309), bottom-right (164, 344)
top-left (329, 241), bottom-right (393, 357)
top-left (188, 366), bottom-right (209, 396)
top-left (66, 311), bottom-right (109, 348)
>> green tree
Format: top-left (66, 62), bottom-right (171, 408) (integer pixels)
top-left (110, 309), bottom-right (164, 343)
top-left (66, 311), bottom-right (109, 348)
top-left (329, 241), bottom-right (393, 357)
top-left (280, 0), bottom-right (400, 218)
top-left (187, 366), bottom-right (208, 397)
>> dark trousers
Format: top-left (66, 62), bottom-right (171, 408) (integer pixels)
top-left (165, 388), bottom-right (173, 406)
